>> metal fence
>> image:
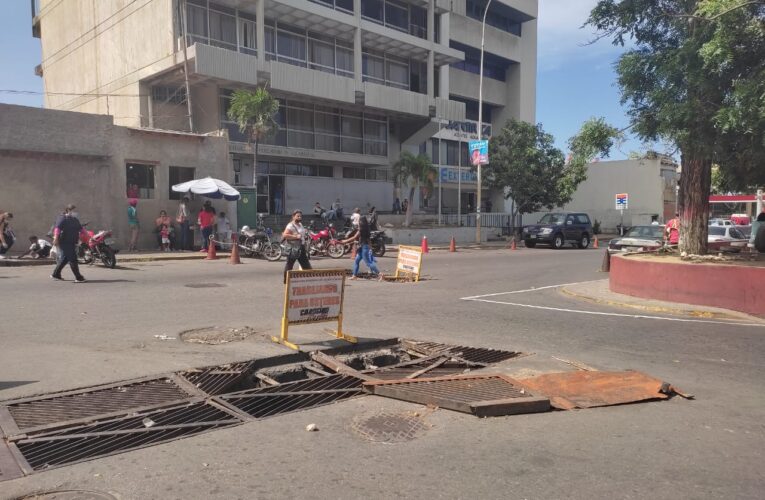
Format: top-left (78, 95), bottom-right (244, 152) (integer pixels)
top-left (440, 212), bottom-right (515, 230)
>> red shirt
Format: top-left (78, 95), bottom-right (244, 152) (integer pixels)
top-left (199, 210), bottom-right (215, 228)
top-left (666, 218), bottom-right (680, 244)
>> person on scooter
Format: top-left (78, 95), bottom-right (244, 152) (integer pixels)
top-left (282, 209), bottom-right (312, 283)
top-left (342, 216), bottom-right (381, 280)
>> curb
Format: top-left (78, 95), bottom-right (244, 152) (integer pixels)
top-left (559, 286), bottom-right (765, 324)
top-left (0, 253), bottom-right (232, 267)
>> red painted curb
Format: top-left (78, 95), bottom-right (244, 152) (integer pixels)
top-left (610, 255), bottom-right (765, 315)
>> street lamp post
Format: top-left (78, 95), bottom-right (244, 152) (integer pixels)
top-left (475, 0), bottom-right (492, 244)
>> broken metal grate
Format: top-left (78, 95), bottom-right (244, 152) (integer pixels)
top-left (364, 374), bottom-right (550, 417)
top-left (220, 374), bottom-right (364, 419)
top-left (13, 402), bottom-right (243, 471)
top-left (4, 378), bottom-right (195, 433)
top-left (367, 358), bottom-right (474, 380)
top-left (178, 361), bottom-right (254, 396)
top-left (404, 340), bottom-right (523, 365)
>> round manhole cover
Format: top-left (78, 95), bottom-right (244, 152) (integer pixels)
top-left (179, 326), bottom-right (258, 345)
top-left (351, 409), bottom-right (431, 444)
top-left (184, 283), bottom-right (227, 288)
top-left (18, 490), bottom-right (117, 500)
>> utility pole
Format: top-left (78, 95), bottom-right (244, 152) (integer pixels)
top-left (476, 0), bottom-right (492, 244)
top-left (179, 0), bottom-right (194, 132)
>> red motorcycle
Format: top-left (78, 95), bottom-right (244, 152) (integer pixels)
top-left (307, 221), bottom-right (344, 258)
top-left (76, 223), bottom-right (118, 268)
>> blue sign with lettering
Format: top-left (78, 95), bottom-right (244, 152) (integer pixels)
top-left (440, 167), bottom-right (477, 184)
top-left (469, 140), bottom-right (489, 166)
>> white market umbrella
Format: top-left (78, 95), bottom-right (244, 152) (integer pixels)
top-left (172, 176), bottom-right (241, 201)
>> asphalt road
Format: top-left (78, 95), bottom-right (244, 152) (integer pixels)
top-left (1, 247), bottom-right (763, 499)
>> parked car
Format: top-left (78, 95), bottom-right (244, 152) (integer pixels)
top-left (523, 212), bottom-right (593, 249)
top-left (709, 218), bottom-right (734, 226)
top-left (608, 225), bottom-right (665, 254)
top-left (708, 225), bottom-right (748, 251)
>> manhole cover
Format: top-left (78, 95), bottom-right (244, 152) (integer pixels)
top-left (184, 283), bottom-right (227, 288)
top-left (179, 326), bottom-right (257, 345)
top-left (18, 490), bottom-right (117, 500)
top-left (351, 409), bottom-right (432, 444)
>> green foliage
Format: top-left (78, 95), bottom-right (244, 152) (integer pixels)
top-left (392, 151), bottom-right (437, 226)
top-left (484, 118), bottom-right (619, 218)
top-left (226, 87), bottom-right (280, 144)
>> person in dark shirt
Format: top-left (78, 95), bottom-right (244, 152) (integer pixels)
top-left (51, 210), bottom-right (86, 282)
top-left (342, 216), bottom-right (381, 279)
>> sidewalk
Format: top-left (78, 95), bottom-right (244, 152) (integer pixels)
top-left (0, 250), bottom-right (230, 267)
top-left (561, 279), bottom-right (765, 323)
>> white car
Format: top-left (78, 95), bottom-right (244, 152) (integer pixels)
top-left (708, 226), bottom-right (748, 250)
top-left (709, 219), bottom-right (734, 227)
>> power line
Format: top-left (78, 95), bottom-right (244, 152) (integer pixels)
top-left (0, 89), bottom-right (146, 98)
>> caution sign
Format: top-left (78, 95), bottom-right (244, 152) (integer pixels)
top-left (395, 245), bottom-right (423, 282)
top-left (272, 269), bottom-right (356, 350)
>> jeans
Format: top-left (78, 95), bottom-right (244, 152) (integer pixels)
top-left (179, 221), bottom-right (190, 250)
top-left (52, 243), bottom-right (84, 280)
top-left (284, 246), bottom-right (311, 283)
top-left (201, 226), bottom-right (213, 250)
top-left (353, 244), bottom-right (379, 276)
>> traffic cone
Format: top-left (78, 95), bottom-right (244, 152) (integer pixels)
top-left (350, 243), bottom-right (357, 260)
top-left (205, 236), bottom-right (218, 260)
top-left (229, 233), bottom-right (241, 264)
top-left (449, 236), bottom-right (456, 253)
top-left (511, 238), bottom-right (517, 251)
top-left (421, 235), bottom-right (429, 253)
top-left (593, 236), bottom-right (599, 249)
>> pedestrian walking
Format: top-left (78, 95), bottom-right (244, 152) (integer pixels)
top-left (154, 210), bottom-right (173, 250)
top-left (392, 197), bottom-right (401, 215)
top-left (351, 207), bottom-right (361, 228)
top-left (0, 212), bottom-right (14, 259)
top-left (176, 196), bottom-right (191, 251)
top-left (198, 204), bottom-right (216, 252)
top-left (665, 212), bottom-right (680, 245)
top-left (342, 216), bottom-right (381, 279)
top-left (401, 198), bottom-right (409, 215)
top-left (368, 206), bottom-right (379, 230)
top-left (51, 210), bottom-right (86, 282)
top-left (127, 199), bottom-right (139, 251)
top-left (282, 209), bottom-right (311, 283)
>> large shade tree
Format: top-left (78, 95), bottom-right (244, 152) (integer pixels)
top-left (227, 87), bottom-right (280, 185)
top-left (484, 117), bottom-right (621, 230)
top-left (587, 0), bottom-right (765, 254)
top-left (393, 151), bottom-right (437, 227)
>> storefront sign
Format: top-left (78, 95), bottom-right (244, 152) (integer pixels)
top-left (272, 269), bottom-right (356, 350)
top-left (435, 120), bottom-right (492, 141)
top-left (469, 140), bottom-right (489, 166)
top-left (615, 193), bottom-right (629, 210)
top-left (395, 246), bottom-right (423, 281)
top-left (440, 167), bottom-right (477, 184)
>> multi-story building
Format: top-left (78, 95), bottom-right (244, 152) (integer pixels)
top-left (33, 0), bottom-right (537, 225)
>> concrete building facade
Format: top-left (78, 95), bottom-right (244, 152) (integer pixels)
top-left (0, 103), bottom-right (230, 250)
top-left (32, 0), bottom-right (538, 226)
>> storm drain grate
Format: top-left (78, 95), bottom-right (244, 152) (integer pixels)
top-left (13, 402), bottom-right (243, 471)
top-left (364, 374), bottom-right (550, 417)
top-left (178, 361), bottom-right (254, 396)
top-left (367, 358), bottom-right (474, 380)
top-left (4, 378), bottom-right (195, 433)
top-left (405, 340), bottom-right (523, 365)
top-left (220, 374), bottom-right (364, 419)
top-left (351, 409), bottom-right (432, 444)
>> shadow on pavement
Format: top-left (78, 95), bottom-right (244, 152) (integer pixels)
top-left (0, 381), bottom-right (37, 391)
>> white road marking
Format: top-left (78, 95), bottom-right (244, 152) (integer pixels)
top-left (461, 297), bottom-right (765, 328)
top-left (460, 279), bottom-right (604, 300)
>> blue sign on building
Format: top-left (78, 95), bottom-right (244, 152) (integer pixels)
top-left (468, 140), bottom-right (489, 166)
top-left (440, 167), bottom-right (478, 184)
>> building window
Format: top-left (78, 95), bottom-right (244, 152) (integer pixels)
top-left (466, 0), bottom-right (523, 36)
top-left (450, 42), bottom-right (510, 82)
top-left (309, 0), bottom-right (353, 13)
top-left (126, 163), bottom-right (155, 199)
top-left (363, 49), bottom-right (426, 93)
top-left (262, 20), bottom-right (354, 78)
top-left (169, 166), bottom-right (195, 199)
top-left (152, 86), bottom-right (187, 105)
top-left (185, 1), bottom-right (258, 56)
top-left (430, 138), bottom-right (440, 164)
top-left (238, 12), bottom-right (257, 56)
top-left (444, 140), bottom-right (460, 166)
top-left (362, 0), bottom-right (427, 39)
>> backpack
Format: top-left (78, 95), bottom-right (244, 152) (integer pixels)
top-left (755, 225), bottom-right (765, 253)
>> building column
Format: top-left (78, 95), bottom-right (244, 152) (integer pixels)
top-left (427, 51), bottom-right (435, 98)
top-left (256, 0), bottom-right (265, 65)
top-left (438, 13), bottom-right (450, 97)
top-left (427, 0), bottom-right (434, 42)
top-left (354, 0), bottom-right (363, 87)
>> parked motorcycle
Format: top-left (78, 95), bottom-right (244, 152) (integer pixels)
top-left (238, 215), bottom-right (282, 261)
top-left (76, 223), bottom-right (118, 268)
top-left (307, 221), bottom-right (344, 258)
top-left (370, 229), bottom-right (387, 257)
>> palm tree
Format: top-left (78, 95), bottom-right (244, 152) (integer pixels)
top-left (393, 151), bottom-right (437, 227)
top-left (227, 87), bottom-right (279, 185)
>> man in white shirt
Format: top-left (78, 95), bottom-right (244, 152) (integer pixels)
top-left (282, 209), bottom-right (312, 283)
top-left (20, 236), bottom-right (53, 259)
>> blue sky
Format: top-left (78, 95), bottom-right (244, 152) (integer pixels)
top-left (0, 0), bottom-right (651, 159)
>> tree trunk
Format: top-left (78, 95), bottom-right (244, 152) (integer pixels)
top-left (404, 186), bottom-right (415, 227)
top-left (678, 150), bottom-right (712, 255)
top-left (253, 137), bottom-right (259, 188)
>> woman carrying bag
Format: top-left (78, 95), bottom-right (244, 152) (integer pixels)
top-left (282, 209), bottom-right (312, 283)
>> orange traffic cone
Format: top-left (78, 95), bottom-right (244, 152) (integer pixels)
top-left (593, 236), bottom-right (599, 249)
top-left (229, 233), bottom-right (241, 264)
top-left (350, 242), bottom-right (357, 260)
top-left (511, 238), bottom-right (517, 251)
top-left (421, 235), bottom-right (429, 253)
top-left (449, 236), bottom-right (456, 253)
top-left (205, 236), bottom-right (218, 260)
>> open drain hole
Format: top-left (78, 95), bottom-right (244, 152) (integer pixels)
top-left (179, 326), bottom-right (258, 345)
top-left (17, 490), bottom-right (118, 500)
top-left (351, 409), bottom-right (432, 444)
top-left (184, 283), bottom-right (227, 288)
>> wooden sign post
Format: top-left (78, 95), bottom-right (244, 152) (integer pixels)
top-left (272, 269), bottom-right (356, 350)
top-left (395, 245), bottom-right (423, 282)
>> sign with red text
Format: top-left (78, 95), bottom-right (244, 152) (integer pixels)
top-left (285, 270), bottom-right (345, 324)
top-left (395, 245), bottom-right (423, 281)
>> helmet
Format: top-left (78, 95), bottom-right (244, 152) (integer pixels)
top-left (241, 225), bottom-right (250, 232)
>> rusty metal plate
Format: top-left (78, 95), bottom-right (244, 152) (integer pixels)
top-left (364, 374), bottom-right (550, 417)
top-left (517, 370), bottom-right (673, 410)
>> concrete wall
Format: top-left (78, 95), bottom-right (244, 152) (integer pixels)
top-left (388, 227), bottom-right (489, 245)
top-left (0, 104), bottom-right (229, 252)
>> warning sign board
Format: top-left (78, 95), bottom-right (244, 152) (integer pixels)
top-left (273, 269), bottom-right (356, 350)
top-left (395, 245), bottom-right (423, 281)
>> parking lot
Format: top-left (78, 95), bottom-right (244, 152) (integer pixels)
top-left (1, 247), bottom-right (764, 499)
